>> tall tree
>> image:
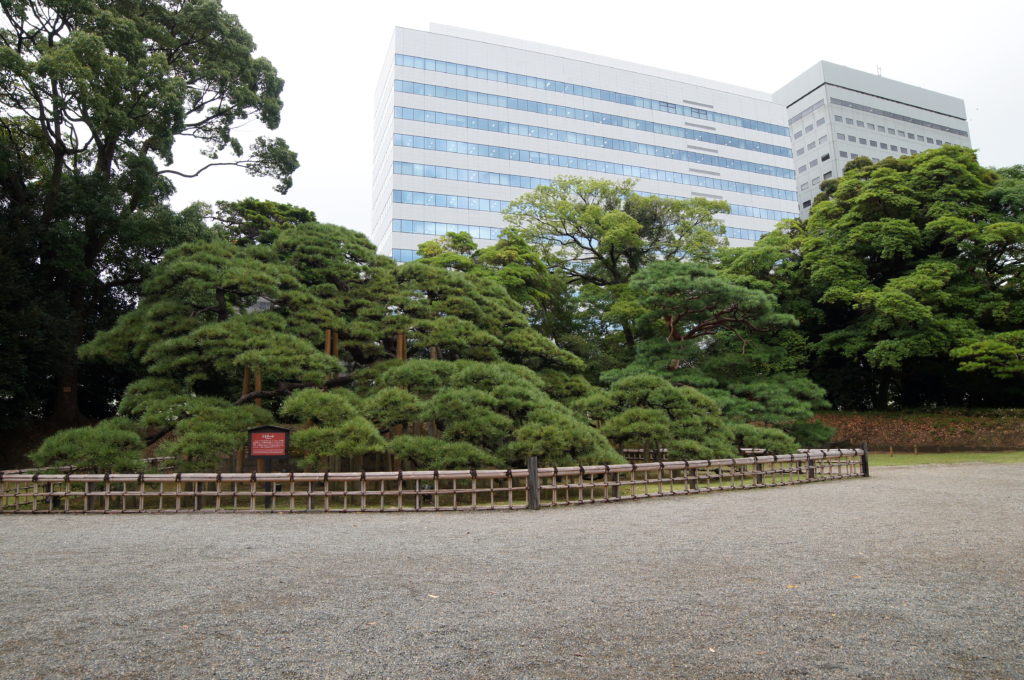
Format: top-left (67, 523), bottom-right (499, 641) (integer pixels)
top-left (0, 0), bottom-right (297, 433)
top-left (728, 148), bottom-right (1024, 409)
top-left (503, 176), bottom-right (728, 371)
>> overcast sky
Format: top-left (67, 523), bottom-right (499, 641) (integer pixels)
top-left (167, 0), bottom-right (1024, 235)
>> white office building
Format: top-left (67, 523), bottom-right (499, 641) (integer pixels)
top-left (373, 25), bottom-right (799, 261)
top-left (773, 61), bottom-right (971, 217)
top-left (372, 26), bottom-right (970, 259)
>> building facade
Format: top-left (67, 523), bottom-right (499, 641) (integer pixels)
top-left (773, 61), bottom-right (971, 217)
top-left (373, 25), bottom-right (801, 261)
top-left (373, 26), bottom-right (969, 259)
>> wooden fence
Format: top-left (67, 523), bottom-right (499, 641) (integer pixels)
top-left (0, 449), bottom-right (867, 514)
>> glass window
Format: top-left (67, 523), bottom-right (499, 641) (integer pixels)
top-left (840, 150), bottom-right (848, 158)
top-left (857, 120), bottom-right (865, 127)
top-left (834, 115), bottom-right (843, 122)
top-left (846, 117), bottom-right (854, 124)
top-left (888, 128), bottom-right (895, 134)
top-left (867, 123), bottom-right (875, 130)
top-left (898, 130), bottom-right (906, 137)
top-left (810, 159), bottom-right (818, 167)
top-left (870, 140), bottom-right (877, 147)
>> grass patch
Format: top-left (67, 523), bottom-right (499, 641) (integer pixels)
top-left (870, 451), bottom-right (1024, 466)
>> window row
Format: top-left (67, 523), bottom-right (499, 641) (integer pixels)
top-left (835, 133), bottom-right (917, 154)
top-left (393, 187), bottom-right (796, 223)
top-left (395, 54), bottom-right (790, 136)
top-left (788, 99), bottom-right (825, 126)
top-left (391, 221), bottom-right (763, 262)
top-left (392, 249), bottom-right (421, 262)
top-left (394, 105), bottom-right (794, 179)
top-left (393, 134), bottom-right (797, 201)
top-left (393, 219), bottom-right (503, 241)
top-left (792, 117), bottom-right (828, 140)
top-left (830, 97), bottom-right (968, 137)
top-left (394, 190), bottom-right (510, 212)
top-left (835, 117), bottom-right (945, 145)
top-left (395, 80), bottom-right (793, 158)
top-left (838, 151), bottom-right (883, 163)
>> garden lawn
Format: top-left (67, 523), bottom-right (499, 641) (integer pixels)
top-left (869, 451), bottom-right (1024, 466)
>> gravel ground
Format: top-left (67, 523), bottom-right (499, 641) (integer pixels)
top-left (1, 463), bottom-right (1022, 680)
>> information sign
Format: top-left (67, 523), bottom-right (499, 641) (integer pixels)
top-left (248, 426), bottom-right (290, 457)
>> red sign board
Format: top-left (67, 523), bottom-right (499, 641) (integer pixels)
top-left (250, 430), bottom-right (288, 457)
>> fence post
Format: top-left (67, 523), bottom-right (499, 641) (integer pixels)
top-left (807, 453), bottom-right (816, 480)
top-left (861, 442), bottom-right (870, 477)
top-left (754, 462), bottom-right (764, 486)
top-left (527, 456), bottom-right (540, 510)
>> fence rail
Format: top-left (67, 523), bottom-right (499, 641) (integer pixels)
top-left (0, 449), bottom-right (867, 514)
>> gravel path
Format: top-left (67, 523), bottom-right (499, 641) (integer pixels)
top-left (2, 463), bottom-right (1022, 680)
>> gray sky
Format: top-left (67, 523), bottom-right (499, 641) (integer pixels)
top-left (168, 0), bottom-right (1024, 234)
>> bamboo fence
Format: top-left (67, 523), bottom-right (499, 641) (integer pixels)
top-left (0, 449), bottom-right (867, 514)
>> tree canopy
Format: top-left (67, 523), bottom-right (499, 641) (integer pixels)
top-left (0, 0), bottom-right (297, 436)
top-left (727, 147), bottom-right (1024, 409)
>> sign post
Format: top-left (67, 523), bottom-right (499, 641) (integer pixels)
top-left (248, 426), bottom-right (291, 509)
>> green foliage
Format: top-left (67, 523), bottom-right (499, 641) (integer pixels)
top-left (30, 418), bottom-right (146, 472)
top-left (506, 410), bottom-right (623, 466)
top-left (0, 0), bottom-right (297, 430)
top-left (503, 176), bottom-right (729, 371)
top-left (280, 389), bottom-right (361, 425)
top-left (952, 331), bottom-right (1024, 379)
top-left (387, 436), bottom-right (505, 470)
top-left (290, 418), bottom-right (386, 469)
top-left (729, 423), bottom-right (798, 456)
top-left (157, 404), bottom-right (271, 472)
top-left (585, 375), bottom-right (735, 460)
top-left (730, 147), bottom-right (1024, 409)
top-left (360, 388), bottom-right (424, 431)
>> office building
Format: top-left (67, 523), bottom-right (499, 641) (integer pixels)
top-left (774, 61), bottom-right (971, 217)
top-left (373, 26), bottom-right (969, 259)
top-left (373, 25), bottom-right (799, 261)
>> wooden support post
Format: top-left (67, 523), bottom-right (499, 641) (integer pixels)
top-left (807, 454), bottom-right (816, 480)
top-left (861, 442), bottom-right (870, 477)
top-left (324, 328), bottom-right (332, 355)
top-left (754, 462), bottom-right (764, 486)
top-left (254, 370), bottom-right (262, 408)
top-left (242, 366), bottom-right (251, 399)
top-left (396, 332), bottom-right (407, 361)
top-left (429, 346), bottom-right (439, 360)
top-left (527, 456), bottom-right (540, 510)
